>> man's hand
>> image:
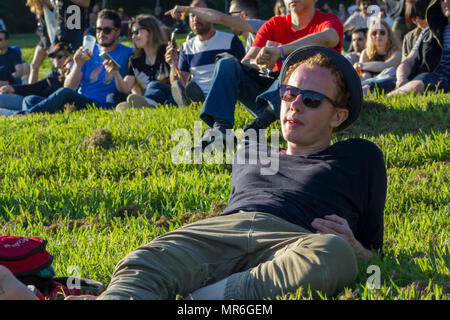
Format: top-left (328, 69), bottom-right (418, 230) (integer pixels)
top-left (0, 85), bottom-right (14, 95)
top-left (311, 214), bottom-right (373, 260)
top-left (165, 5), bottom-right (187, 20)
top-left (165, 43), bottom-right (179, 67)
top-left (73, 47), bottom-right (92, 67)
top-left (255, 46), bottom-right (281, 72)
top-left (0, 265), bottom-right (38, 300)
top-left (103, 59), bottom-right (119, 75)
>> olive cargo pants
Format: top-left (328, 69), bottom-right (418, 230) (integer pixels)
top-left (98, 211), bottom-right (358, 300)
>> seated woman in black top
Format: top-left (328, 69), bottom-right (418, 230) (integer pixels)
top-left (104, 14), bottom-right (174, 111)
top-left (0, 47), bottom-right (387, 300)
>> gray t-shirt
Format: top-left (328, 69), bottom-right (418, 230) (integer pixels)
top-left (245, 19), bottom-right (266, 52)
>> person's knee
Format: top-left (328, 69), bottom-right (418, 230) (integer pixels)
top-left (216, 57), bottom-right (240, 73)
top-left (321, 234), bottom-right (358, 283)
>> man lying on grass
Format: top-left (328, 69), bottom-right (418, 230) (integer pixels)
top-left (0, 46), bottom-right (387, 300)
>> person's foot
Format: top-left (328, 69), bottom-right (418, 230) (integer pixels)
top-left (243, 109), bottom-right (276, 142)
top-left (127, 94), bottom-right (157, 109)
top-left (191, 128), bottom-right (236, 154)
top-left (115, 101), bottom-right (130, 112)
top-left (171, 80), bottom-right (188, 107)
top-left (0, 265), bottom-right (38, 300)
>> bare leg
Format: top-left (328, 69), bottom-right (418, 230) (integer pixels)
top-left (0, 265), bottom-right (38, 300)
top-left (29, 45), bottom-right (48, 84)
top-left (388, 80), bottom-right (425, 96)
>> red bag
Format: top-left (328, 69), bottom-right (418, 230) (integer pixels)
top-left (0, 236), bottom-right (104, 299)
top-left (0, 236), bottom-right (53, 276)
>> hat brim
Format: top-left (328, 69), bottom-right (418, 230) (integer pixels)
top-left (279, 46), bottom-right (362, 131)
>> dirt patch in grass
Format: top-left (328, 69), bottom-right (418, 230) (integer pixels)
top-left (114, 205), bottom-right (143, 218)
top-left (43, 218), bottom-right (96, 233)
top-left (84, 129), bottom-right (113, 150)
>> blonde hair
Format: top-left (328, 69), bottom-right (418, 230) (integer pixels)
top-left (283, 53), bottom-right (349, 110)
top-left (365, 20), bottom-right (400, 61)
top-left (26, 0), bottom-right (44, 16)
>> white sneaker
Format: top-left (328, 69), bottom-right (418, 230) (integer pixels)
top-left (126, 94), bottom-right (157, 109)
top-left (115, 101), bottom-right (130, 112)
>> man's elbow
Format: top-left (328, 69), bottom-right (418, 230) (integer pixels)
top-left (322, 29), bottom-right (340, 48)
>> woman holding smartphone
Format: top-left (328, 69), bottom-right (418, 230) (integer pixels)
top-left (105, 14), bottom-right (175, 111)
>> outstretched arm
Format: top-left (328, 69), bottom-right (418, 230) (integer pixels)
top-left (0, 266), bottom-right (38, 300)
top-left (165, 5), bottom-right (256, 34)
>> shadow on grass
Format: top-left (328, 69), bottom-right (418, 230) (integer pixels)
top-left (336, 99), bottom-right (449, 138)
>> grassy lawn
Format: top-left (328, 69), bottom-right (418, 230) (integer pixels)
top-left (1, 33), bottom-right (449, 300)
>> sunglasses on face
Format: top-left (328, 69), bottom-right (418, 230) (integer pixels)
top-left (228, 9), bottom-right (242, 15)
top-left (95, 27), bottom-right (116, 35)
top-left (280, 84), bottom-right (341, 109)
top-left (130, 27), bottom-right (147, 36)
top-left (371, 30), bottom-right (386, 37)
top-left (53, 54), bottom-right (65, 60)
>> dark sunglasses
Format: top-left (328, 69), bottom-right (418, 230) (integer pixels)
top-left (130, 27), bottom-right (147, 36)
top-left (53, 54), bottom-right (65, 60)
top-left (279, 84), bottom-right (341, 109)
top-left (95, 27), bottom-right (116, 35)
top-left (228, 9), bottom-right (242, 15)
top-left (371, 30), bottom-right (386, 36)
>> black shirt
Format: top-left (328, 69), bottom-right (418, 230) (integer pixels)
top-left (221, 139), bottom-right (387, 251)
top-left (127, 45), bottom-right (170, 90)
top-left (0, 48), bottom-right (21, 83)
top-left (13, 69), bottom-right (62, 97)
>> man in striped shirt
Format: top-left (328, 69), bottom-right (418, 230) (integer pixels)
top-left (165, 0), bottom-right (245, 107)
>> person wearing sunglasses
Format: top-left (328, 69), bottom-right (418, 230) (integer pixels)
top-left (0, 42), bottom-right (73, 116)
top-left (194, 0), bottom-right (343, 152)
top-left (355, 19), bottom-right (401, 94)
top-left (110, 14), bottom-right (175, 111)
top-left (0, 46), bottom-right (386, 301)
top-left (12, 9), bottom-right (133, 115)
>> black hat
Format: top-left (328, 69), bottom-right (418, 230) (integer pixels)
top-left (48, 42), bottom-right (73, 58)
top-left (279, 46), bottom-right (362, 131)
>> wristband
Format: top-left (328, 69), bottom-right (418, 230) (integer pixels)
top-left (279, 46), bottom-right (285, 63)
top-left (398, 74), bottom-right (408, 78)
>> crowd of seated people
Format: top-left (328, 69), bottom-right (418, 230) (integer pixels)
top-left (0, 0), bottom-right (448, 122)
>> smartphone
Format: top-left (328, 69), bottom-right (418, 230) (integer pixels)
top-left (170, 28), bottom-right (179, 47)
top-left (99, 51), bottom-right (120, 70)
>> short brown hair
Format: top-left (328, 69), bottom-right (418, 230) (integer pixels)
top-left (282, 53), bottom-right (350, 110)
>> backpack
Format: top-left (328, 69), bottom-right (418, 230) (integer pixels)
top-left (0, 235), bottom-right (103, 300)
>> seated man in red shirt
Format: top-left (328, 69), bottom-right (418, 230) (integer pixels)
top-left (195, 0), bottom-right (344, 151)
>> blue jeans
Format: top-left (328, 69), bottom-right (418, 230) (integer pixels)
top-left (361, 77), bottom-right (396, 93)
top-left (21, 88), bottom-right (110, 114)
top-left (145, 81), bottom-right (175, 105)
top-left (0, 93), bottom-right (24, 111)
top-left (200, 57), bottom-right (276, 127)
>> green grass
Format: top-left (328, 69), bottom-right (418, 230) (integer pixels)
top-left (1, 34), bottom-right (449, 300)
